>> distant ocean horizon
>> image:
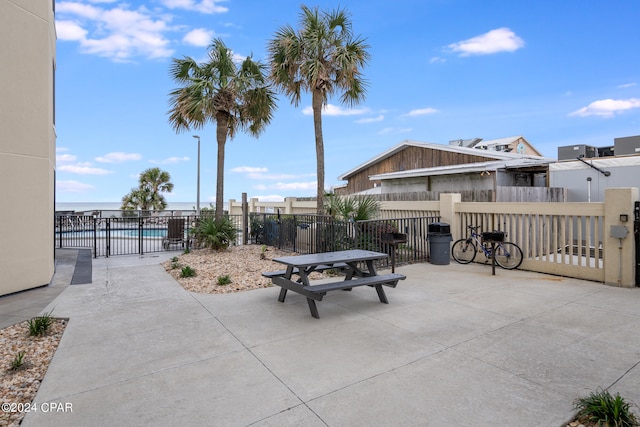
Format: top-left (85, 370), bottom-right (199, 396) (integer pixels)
top-left (55, 201), bottom-right (227, 213)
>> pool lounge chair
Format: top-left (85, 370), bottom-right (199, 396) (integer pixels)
top-left (162, 218), bottom-right (185, 250)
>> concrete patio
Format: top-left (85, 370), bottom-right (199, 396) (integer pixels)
top-left (14, 250), bottom-right (640, 426)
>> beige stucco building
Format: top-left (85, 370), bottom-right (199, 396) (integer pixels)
top-left (0, 0), bottom-right (56, 295)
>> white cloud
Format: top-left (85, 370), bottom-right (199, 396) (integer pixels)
top-left (273, 181), bottom-right (317, 191)
top-left (56, 147), bottom-right (69, 152)
top-left (356, 115), bottom-right (384, 124)
top-left (56, 180), bottom-right (96, 193)
top-left (448, 28), bottom-right (525, 56)
top-left (150, 156), bottom-right (190, 164)
top-left (55, 2), bottom-right (174, 61)
top-left (95, 152), bottom-right (142, 163)
top-left (232, 166), bottom-right (300, 180)
top-left (58, 164), bottom-right (113, 175)
top-left (253, 184), bottom-right (267, 191)
top-left (405, 107), bottom-right (438, 116)
top-left (183, 28), bottom-right (214, 47)
top-left (302, 104), bottom-right (369, 116)
top-left (162, 0), bottom-right (229, 14)
top-left (231, 166), bottom-right (268, 173)
top-left (55, 20), bottom-right (88, 41)
top-left (618, 82), bottom-right (637, 89)
top-left (377, 127), bottom-right (412, 135)
top-left (569, 98), bottom-right (640, 118)
top-left (429, 56), bottom-right (446, 64)
top-left (56, 154), bottom-right (77, 163)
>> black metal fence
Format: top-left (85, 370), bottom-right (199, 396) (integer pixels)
top-left (248, 213), bottom-right (439, 269)
top-left (55, 212), bottom-right (439, 268)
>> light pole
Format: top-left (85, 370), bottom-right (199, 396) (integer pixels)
top-left (192, 135), bottom-right (201, 216)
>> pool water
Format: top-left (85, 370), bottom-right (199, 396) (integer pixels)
top-left (57, 228), bottom-right (169, 238)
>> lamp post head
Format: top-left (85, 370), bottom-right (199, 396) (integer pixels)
top-left (192, 135), bottom-right (200, 140)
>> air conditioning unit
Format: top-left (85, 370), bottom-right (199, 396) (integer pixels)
top-left (614, 135), bottom-right (640, 156)
top-left (597, 146), bottom-right (615, 157)
top-left (557, 145), bottom-right (597, 161)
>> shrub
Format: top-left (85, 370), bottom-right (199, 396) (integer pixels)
top-left (573, 389), bottom-right (638, 427)
top-left (193, 217), bottom-right (237, 250)
top-left (28, 311), bottom-right (53, 336)
top-left (170, 262), bottom-right (180, 270)
top-left (171, 256), bottom-right (179, 262)
top-left (217, 275), bottom-right (232, 286)
top-left (180, 266), bottom-right (196, 278)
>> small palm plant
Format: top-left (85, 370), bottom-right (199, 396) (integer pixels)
top-left (192, 217), bottom-right (237, 250)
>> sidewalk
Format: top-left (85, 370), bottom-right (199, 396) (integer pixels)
top-left (20, 253), bottom-right (640, 426)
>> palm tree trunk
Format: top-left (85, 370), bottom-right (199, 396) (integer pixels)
top-left (215, 112), bottom-right (227, 221)
top-left (312, 90), bottom-right (325, 215)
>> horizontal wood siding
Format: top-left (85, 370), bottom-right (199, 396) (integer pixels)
top-left (343, 146), bottom-right (499, 194)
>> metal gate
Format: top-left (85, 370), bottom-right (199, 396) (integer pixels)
top-left (635, 201), bottom-right (639, 287)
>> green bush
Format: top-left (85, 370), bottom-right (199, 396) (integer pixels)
top-left (28, 311), bottom-right (54, 336)
top-left (217, 275), bottom-right (232, 286)
top-left (192, 217), bottom-right (237, 250)
top-left (573, 389), bottom-right (638, 427)
top-left (180, 266), bottom-right (196, 278)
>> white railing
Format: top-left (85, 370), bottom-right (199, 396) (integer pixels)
top-left (227, 189), bottom-right (637, 286)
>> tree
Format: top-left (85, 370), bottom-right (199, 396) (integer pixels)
top-left (168, 38), bottom-right (277, 220)
top-left (121, 167), bottom-right (174, 211)
top-left (268, 5), bottom-right (370, 213)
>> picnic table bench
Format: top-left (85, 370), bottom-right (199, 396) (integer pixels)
top-left (262, 250), bottom-right (406, 319)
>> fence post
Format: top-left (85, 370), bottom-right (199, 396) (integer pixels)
top-left (439, 193), bottom-right (461, 240)
top-left (603, 188), bottom-right (638, 287)
top-left (106, 219), bottom-right (110, 257)
top-left (58, 216), bottom-right (62, 248)
top-left (93, 216), bottom-right (97, 258)
top-left (242, 192), bottom-right (248, 245)
top-left (138, 217), bottom-right (144, 255)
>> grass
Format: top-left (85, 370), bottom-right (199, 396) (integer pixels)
top-left (217, 275), bottom-right (232, 286)
top-left (9, 351), bottom-right (26, 371)
top-left (573, 389), bottom-right (638, 427)
top-left (27, 312), bottom-right (54, 336)
top-left (180, 266), bottom-right (196, 278)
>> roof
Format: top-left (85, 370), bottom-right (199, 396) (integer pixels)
top-left (549, 155), bottom-right (640, 171)
top-left (473, 136), bottom-right (523, 149)
top-left (369, 157), bottom-right (553, 181)
top-left (338, 139), bottom-right (548, 180)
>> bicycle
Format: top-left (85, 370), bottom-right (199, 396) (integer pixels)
top-left (451, 225), bottom-right (523, 270)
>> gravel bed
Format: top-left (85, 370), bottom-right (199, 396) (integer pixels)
top-left (162, 245), bottom-right (328, 294)
top-left (0, 319), bottom-right (67, 427)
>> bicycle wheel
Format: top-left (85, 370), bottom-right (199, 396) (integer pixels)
top-left (452, 239), bottom-right (477, 264)
top-left (494, 242), bottom-right (523, 270)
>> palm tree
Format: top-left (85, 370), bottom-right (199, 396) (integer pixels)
top-left (168, 38), bottom-right (277, 220)
top-left (268, 5), bottom-right (370, 213)
top-left (121, 167), bottom-right (174, 212)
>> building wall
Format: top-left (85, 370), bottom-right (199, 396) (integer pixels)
top-left (0, 0), bottom-right (56, 295)
top-left (549, 157), bottom-right (640, 202)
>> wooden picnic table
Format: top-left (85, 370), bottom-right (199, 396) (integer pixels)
top-left (262, 249), bottom-right (406, 319)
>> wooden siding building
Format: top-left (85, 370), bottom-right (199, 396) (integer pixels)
top-left (335, 140), bottom-right (557, 202)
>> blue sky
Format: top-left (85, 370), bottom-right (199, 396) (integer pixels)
top-left (54, 0), bottom-right (640, 205)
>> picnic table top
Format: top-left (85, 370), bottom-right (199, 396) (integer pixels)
top-left (272, 249), bottom-right (388, 268)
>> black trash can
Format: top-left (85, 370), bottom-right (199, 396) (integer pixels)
top-left (428, 222), bottom-right (452, 265)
